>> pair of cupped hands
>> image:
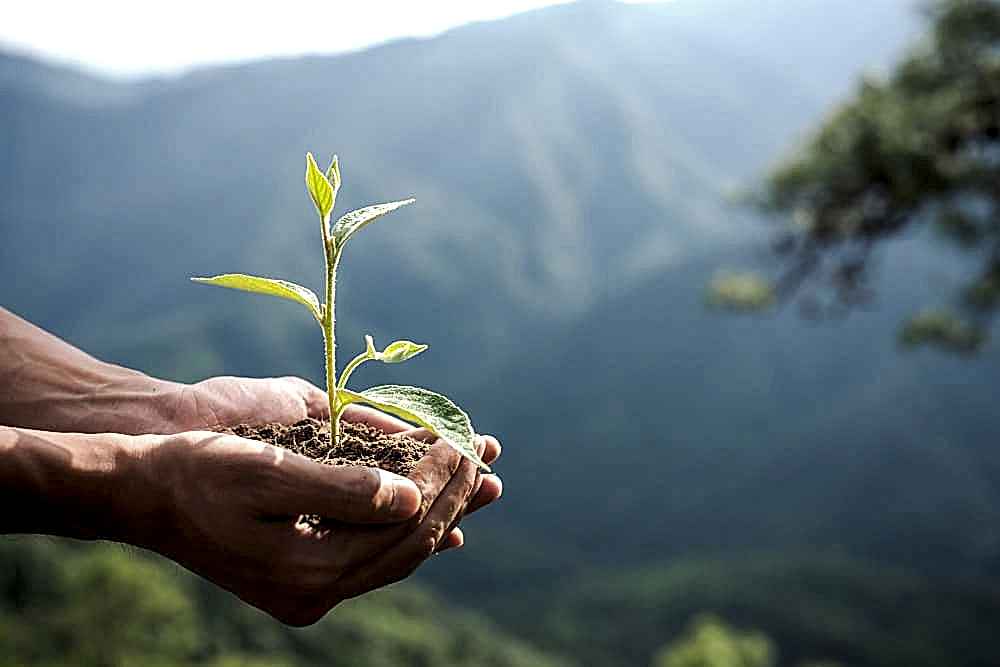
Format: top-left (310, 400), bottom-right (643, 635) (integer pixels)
top-left (89, 375), bottom-right (501, 626)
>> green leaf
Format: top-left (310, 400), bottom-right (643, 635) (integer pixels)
top-left (191, 274), bottom-right (322, 323)
top-left (332, 199), bottom-right (415, 250)
top-left (325, 154), bottom-right (341, 197)
top-left (305, 152), bottom-right (334, 223)
top-left (338, 385), bottom-right (488, 471)
top-left (377, 340), bottom-right (428, 363)
top-left (338, 337), bottom-right (428, 391)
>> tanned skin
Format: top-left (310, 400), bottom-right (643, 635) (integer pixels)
top-left (0, 307), bottom-right (502, 626)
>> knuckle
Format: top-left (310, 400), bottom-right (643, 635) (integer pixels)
top-left (415, 529), bottom-right (441, 561)
top-left (282, 375), bottom-right (324, 396)
top-left (460, 468), bottom-right (478, 497)
top-left (422, 534), bottom-right (439, 559)
top-left (443, 444), bottom-right (463, 469)
top-left (428, 440), bottom-right (461, 470)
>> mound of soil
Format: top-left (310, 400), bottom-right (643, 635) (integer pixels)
top-left (221, 418), bottom-right (430, 476)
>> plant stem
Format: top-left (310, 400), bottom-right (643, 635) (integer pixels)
top-left (337, 351), bottom-right (370, 392)
top-left (320, 199), bottom-right (340, 447)
top-left (324, 249), bottom-right (339, 447)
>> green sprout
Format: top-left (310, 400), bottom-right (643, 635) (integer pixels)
top-left (192, 153), bottom-right (488, 470)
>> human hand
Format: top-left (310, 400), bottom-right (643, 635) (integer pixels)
top-left (343, 403), bottom-right (503, 551)
top-left (159, 378), bottom-right (503, 549)
top-left (161, 375), bottom-right (331, 432)
top-left (131, 428), bottom-right (499, 625)
top-left (122, 369), bottom-right (502, 559)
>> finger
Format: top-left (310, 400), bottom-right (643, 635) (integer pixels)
top-left (279, 376), bottom-right (329, 420)
top-left (438, 480), bottom-right (475, 550)
top-left (320, 438), bottom-right (465, 563)
top-left (465, 474), bottom-right (502, 515)
top-left (340, 403), bottom-right (413, 434)
top-left (479, 435), bottom-right (501, 465)
top-left (272, 454), bottom-right (421, 523)
top-left (436, 527), bottom-right (464, 553)
top-left (338, 451), bottom-right (479, 598)
top-left (431, 436), bottom-right (488, 541)
top-left (373, 436), bottom-right (483, 563)
top-left (407, 440), bottom-right (463, 516)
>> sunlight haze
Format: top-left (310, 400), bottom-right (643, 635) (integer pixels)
top-left (0, 0), bottom-right (663, 77)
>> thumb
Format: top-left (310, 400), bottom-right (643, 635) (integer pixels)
top-left (275, 376), bottom-right (330, 420)
top-left (276, 456), bottom-right (422, 523)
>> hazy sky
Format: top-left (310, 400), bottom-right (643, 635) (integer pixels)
top-left (0, 1), bottom-right (660, 78)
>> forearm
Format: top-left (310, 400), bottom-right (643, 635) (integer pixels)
top-left (0, 425), bottom-right (158, 542)
top-left (0, 307), bottom-right (184, 434)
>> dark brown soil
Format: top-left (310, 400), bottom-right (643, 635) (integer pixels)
top-left (221, 418), bottom-right (430, 476)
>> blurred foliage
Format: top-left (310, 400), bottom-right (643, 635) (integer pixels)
top-left (706, 271), bottom-right (776, 311)
top-left (3, 3), bottom-right (1000, 666)
top-left (9, 539), bottom-right (996, 667)
top-left (653, 615), bottom-right (776, 667)
top-left (760, 0), bottom-right (1000, 351)
top-left (899, 308), bottom-right (986, 353)
top-left (0, 538), bottom-right (568, 667)
top-left (0, 541), bottom-right (199, 667)
top-left (651, 615), bottom-right (848, 667)
top-left (508, 554), bottom-right (1000, 667)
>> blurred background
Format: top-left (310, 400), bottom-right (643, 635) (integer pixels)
top-left (2, 0), bottom-right (999, 665)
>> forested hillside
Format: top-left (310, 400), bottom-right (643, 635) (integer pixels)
top-left (5, 1), bottom-right (998, 665)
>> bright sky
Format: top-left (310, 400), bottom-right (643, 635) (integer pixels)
top-left (0, 1), bottom-right (659, 78)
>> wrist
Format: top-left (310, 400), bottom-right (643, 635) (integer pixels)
top-left (74, 363), bottom-right (189, 435)
top-left (0, 308), bottom-right (188, 434)
top-left (96, 431), bottom-right (170, 549)
top-left (0, 355), bottom-right (188, 435)
top-left (0, 427), bottom-right (165, 543)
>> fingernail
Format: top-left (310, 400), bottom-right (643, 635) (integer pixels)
top-left (490, 475), bottom-right (503, 499)
top-left (437, 528), bottom-right (465, 553)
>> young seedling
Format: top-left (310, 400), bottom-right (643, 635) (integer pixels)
top-left (192, 153), bottom-right (488, 470)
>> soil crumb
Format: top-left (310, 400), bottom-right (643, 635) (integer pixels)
top-left (221, 418), bottom-right (430, 476)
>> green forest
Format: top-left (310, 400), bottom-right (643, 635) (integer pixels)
top-left (2, 1), bottom-right (999, 665)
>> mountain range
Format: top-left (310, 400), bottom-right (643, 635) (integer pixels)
top-left (5, 1), bottom-right (999, 665)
